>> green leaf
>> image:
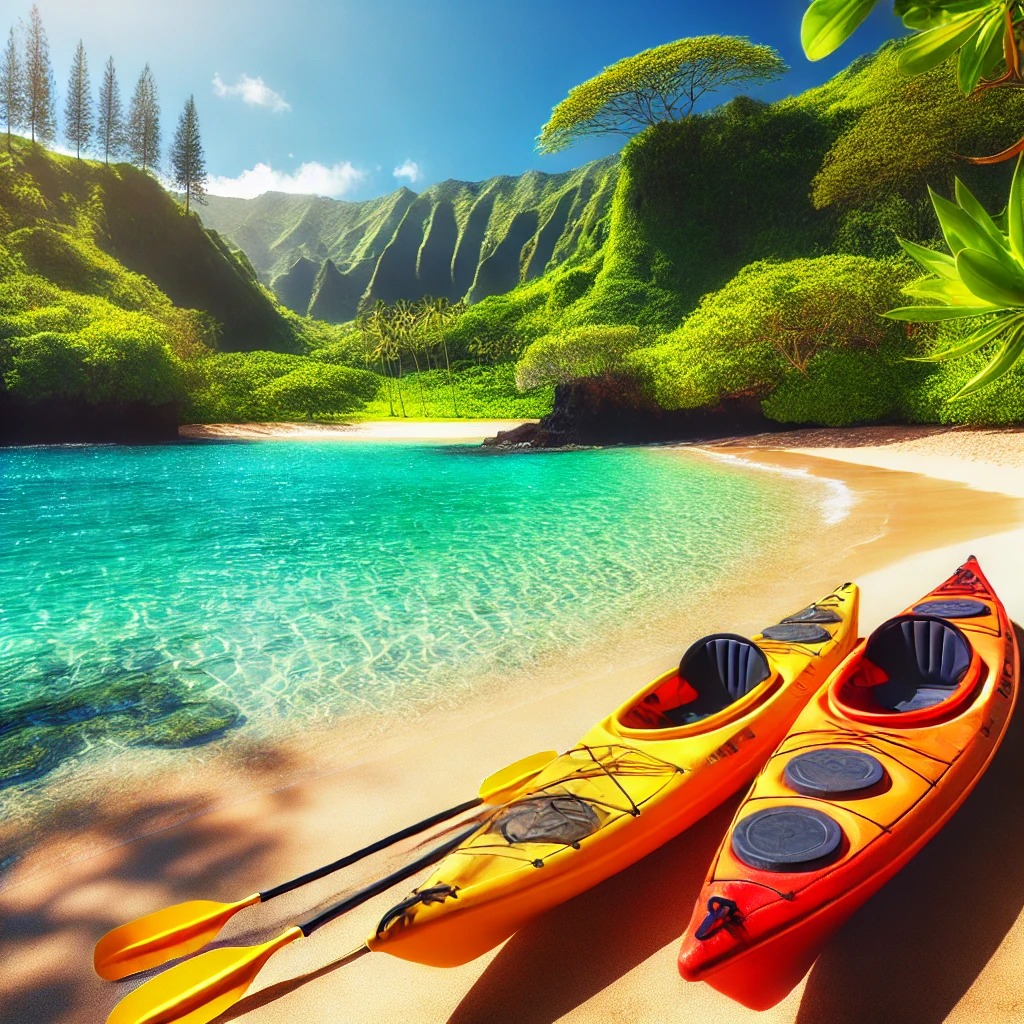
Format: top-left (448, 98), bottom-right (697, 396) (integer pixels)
top-left (950, 322), bottom-right (1024, 397)
top-left (930, 187), bottom-right (1017, 262)
top-left (903, 276), bottom-right (983, 305)
top-left (956, 7), bottom-right (1005, 93)
top-left (897, 236), bottom-right (959, 279)
top-left (956, 247), bottom-right (1024, 306)
top-left (801, 0), bottom-right (882, 61)
top-left (954, 178), bottom-right (1010, 249)
top-left (901, 8), bottom-right (950, 30)
top-left (884, 304), bottom-right (999, 321)
top-left (898, 9), bottom-right (990, 78)
top-left (1009, 153), bottom-right (1024, 261)
top-left (908, 311), bottom-right (1024, 360)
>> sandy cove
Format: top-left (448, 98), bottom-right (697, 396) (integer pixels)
top-left (3, 425), bottom-right (1024, 1024)
top-left (179, 420), bottom-right (538, 441)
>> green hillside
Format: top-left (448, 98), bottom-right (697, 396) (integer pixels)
top-left (198, 156), bottom-right (620, 319)
top-left (0, 140), bottom-right (396, 440)
top-left (8, 38), bottom-right (1024, 441)
top-left (1, 139), bottom-right (302, 355)
top-left (450, 43), bottom-right (1024, 427)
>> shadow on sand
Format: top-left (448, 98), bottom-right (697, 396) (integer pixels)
top-left (449, 625), bottom-right (1024, 1024)
top-left (446, 796), bottom-right (743, 1024)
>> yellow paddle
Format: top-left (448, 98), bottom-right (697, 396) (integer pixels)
top-left (94, 749), bottom-right (557, 981)
top-left (105, 820), bottom-right (483, 1024)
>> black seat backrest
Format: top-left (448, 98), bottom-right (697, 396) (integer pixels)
top-left (865, 615), bottom-right (972, 712)
top-left (666, 634), bottom-right (771, 724)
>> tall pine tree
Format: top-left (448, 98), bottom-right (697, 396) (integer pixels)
top-left (96, 56), bottom-right (123, 164)
top-left (23, 4), bottom-right (55, 144)
top-left (0, 26), bottom-right (23, 149)
top-left (127, 64), bottom-right (160, 171)
top-left (64, 39), bottom-right (92, 159)
top-left (169, 95), bottom-right (207, 214)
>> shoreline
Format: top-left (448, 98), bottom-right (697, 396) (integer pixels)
top-left (178, 420), bottom-right (538, 442)
top-left (4, 428), bottom-right (1024, 1024)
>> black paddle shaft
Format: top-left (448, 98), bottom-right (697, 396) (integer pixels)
top-left (298, 820), bottom-right (482, 936)
top-left (259, 797), bottom-right (483, 902)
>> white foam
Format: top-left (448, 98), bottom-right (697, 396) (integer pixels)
top-left (680, 447), bottom-right (855, 525)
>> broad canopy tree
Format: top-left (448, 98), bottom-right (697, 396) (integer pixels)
top-left (536, 36), bottom-right (788, 154)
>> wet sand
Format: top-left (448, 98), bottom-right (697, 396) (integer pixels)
top-left (4, 427), bottom-right (1024, 1024)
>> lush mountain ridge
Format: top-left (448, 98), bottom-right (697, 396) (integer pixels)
top-left (198, 156), bottom-right (620, 319)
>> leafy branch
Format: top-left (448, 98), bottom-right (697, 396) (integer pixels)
top-left (803, 0), bottom-right (1024, 163)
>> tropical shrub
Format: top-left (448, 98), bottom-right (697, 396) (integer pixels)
top-left (629, 255), bottom-right (916, 418)
top-left (255, 363), bottom-right (379, 419)
top-left (183, 351), bottom-right (380, 422)
top-left (515, 325), bottom-right (646, 390)
top-left (762, 339), bottom-right (930, 425)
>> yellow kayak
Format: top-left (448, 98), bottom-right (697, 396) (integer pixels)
top-left (368, 582), bottom-right (860, 966)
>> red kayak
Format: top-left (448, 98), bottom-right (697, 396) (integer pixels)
top-left (677, 557), bottom-right (1019, 1009)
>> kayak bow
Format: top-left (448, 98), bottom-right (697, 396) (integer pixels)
top-left (678, 557), bottom-right (1019, 1010)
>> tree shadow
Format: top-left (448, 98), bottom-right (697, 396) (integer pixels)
top-left (0, 760), bottom-right (300, 1024)
top-left (446, 795), bottom-right (742, 1024)
top-left (795, 622), bottom-right (1024, 1024)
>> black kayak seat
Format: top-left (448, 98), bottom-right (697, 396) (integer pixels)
top-left (664, 634), bottom-right (771, 726)
top-left (865, 615), bottom-right (973, 713)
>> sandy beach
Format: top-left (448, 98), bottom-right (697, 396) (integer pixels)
top-left (4, 424), bottom-right (1024, 1024)
top-left (179, 420), bottom-right (539, 442)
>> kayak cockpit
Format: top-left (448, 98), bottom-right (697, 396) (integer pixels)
top-left (831, 614), bottom-right (983, 724)
top-left (619, 634), bottom-right (778, 732)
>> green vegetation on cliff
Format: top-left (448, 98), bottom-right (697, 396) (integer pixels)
top-left (199, 156), bottom-right (621, 319)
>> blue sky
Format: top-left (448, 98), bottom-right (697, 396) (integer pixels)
top-left (27, 0), bottom-right (905, 200)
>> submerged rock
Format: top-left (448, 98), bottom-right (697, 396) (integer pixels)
top-left (0, 669), bottom-right (245, 789)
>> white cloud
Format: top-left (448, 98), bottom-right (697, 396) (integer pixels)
top-left (393, 159), bottom-right (421, 184)
top-left (206, 161), bottom-right (367, 199)
top-left (212, 73), bottom-right (291, 113)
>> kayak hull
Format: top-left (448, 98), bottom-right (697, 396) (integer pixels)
top-left (369, 584), bottom-right (860, 967)
top-left (678, 558), bottom-right (1018, 1009)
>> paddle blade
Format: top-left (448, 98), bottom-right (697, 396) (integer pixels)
top-left (94, 895), bottom-right (261, 981)
top-left (106, 927), bottom-right (302, 1024)
top-left (479, 750), bottom-right (557, 803)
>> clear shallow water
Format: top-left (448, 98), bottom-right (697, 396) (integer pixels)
top-left (0, 441), bottom-right (823, 795)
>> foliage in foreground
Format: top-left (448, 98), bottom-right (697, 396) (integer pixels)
top-left (885, 158), bottom-right (1024, 398)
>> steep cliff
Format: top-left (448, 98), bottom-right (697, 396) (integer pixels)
top-left (200, 156), bottom-right (620, 319)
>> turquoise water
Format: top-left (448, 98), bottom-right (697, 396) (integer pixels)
top-left (0, 441), bottom-right (821, 798)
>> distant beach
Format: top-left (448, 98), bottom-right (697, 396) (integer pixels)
top-left (179, 420), bottom-right (539, 441)
top-left (3, 424), bottom-right (1023, 1024)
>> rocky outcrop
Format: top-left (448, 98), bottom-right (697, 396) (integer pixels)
top-left (484, 376), bottom-right (787, 449)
